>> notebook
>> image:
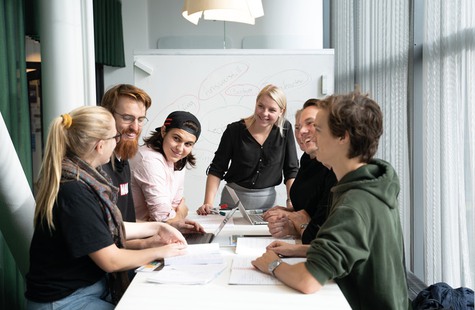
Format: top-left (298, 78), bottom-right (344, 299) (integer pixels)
top-left (225, 185), bottom-right (268, 225)
top-left (183, 207), bottom-right (237, 244)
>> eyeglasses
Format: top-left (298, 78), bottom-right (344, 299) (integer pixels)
top-left (106, 133), bottom-right (122, 143)
top-left (114, 112), bottom-right (148, 125)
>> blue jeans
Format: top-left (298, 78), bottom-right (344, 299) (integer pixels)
top-left (26, 277), bottom-right (114, 310)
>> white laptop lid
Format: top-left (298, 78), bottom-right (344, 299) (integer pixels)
top-left (224, 185), bottom-right (240, 206)
top-left (213, 207), bottom-right (238, 236)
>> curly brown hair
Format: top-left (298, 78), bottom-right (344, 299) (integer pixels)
top-left (315, 91), bottom-right (383, 162)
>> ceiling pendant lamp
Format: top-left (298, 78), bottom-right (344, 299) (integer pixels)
top-left (182, 0), bottom-right (264, 25)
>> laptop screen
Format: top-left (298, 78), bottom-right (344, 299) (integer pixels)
top-left (213, 207), bottom-right (238, 236)
top-left (224, 185), bottom-right (240, 206)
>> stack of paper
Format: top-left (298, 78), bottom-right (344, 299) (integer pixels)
top-left (164, 243), bottom-right (224, 265)
top-left (229, 237), bottom-right (305, 285)
top-left (235, 237), bottom-right (296, 255)
top-left (147, 264), bottom-right (227, 285)
top-left (145, 243), bottom-right (226, 285)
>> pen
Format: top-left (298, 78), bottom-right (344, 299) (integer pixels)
top-left (210, 208), bottom-right (226, 216)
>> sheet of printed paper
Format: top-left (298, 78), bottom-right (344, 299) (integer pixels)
top-left (235, 237), bottom-right (296, 255)
top-left (229, 255), bottom-right (306, 285)
top-left (230, 237), bottom-right (303, 285)
top-left (147, 263), bottom-right (227, 285)
top-left (164, 243), bottom-right (224, 265)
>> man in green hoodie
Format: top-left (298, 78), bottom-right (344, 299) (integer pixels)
top-left (252, 91), bottom-right (409, 309)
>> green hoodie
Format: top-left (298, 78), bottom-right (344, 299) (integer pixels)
top-left (305, 159), bottom-right (409, 310)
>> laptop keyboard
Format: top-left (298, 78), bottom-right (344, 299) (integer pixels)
top-left (249, 213), bottom-right (265, 222)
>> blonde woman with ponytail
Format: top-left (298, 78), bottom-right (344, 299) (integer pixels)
top-left (26, 106), bottom-right (187, 309)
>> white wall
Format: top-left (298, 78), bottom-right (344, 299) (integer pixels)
top-left (104, 0), bottom-right (323, 88)
top-left (134, 50), bottom-right (333, 208)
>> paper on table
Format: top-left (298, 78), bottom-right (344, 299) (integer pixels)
top-left (229, 255), bottom-right (306, 285)
top-left (164, 243), bottom-right (224, 265)
top-left (230, 237), bottom-right (303, 285)
top-left (147, 263), bottom-right (227, 285)
top-left (229, 255), bottom-right (280, 285)
top-left (235, 237), bottom-right (296, 255)
top-left (189, 213), bottom-right (235, 231)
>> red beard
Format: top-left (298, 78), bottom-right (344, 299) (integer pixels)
top-left (115, 130), bottom-right (140, 160)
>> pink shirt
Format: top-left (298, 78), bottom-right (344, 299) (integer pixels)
top-left (129, 145), bottom-right (185, 221)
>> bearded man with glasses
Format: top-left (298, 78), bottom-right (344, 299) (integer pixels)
top-left (100, 84), bottom-right (151, 225)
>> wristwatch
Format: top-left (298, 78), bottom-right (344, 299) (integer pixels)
top-left (268, 258), bottom-right (283, 277)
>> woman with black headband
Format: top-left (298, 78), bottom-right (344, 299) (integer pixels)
top-left (130, 111), bottom-right (204, 229)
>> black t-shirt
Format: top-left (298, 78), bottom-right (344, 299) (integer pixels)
top-left (290, 153), bottom-right (337, 244)
top-left (102, 158), bottom-right (136, 222)
top-left (207, 120), bottom-right (299, 189)
top-left (25, 181), bottom-right (114, 302)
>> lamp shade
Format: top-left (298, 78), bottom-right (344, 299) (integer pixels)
top-left (182, 0), bottom-right (264, 25)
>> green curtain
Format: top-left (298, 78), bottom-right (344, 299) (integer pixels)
top-left (93, 0), bottom-right (126, 67)
top-left (0, 231), bottom-right (26, 309)
top-left (1, 1), bottom-right (31, 163)
top-left (24, 0), bottom-right (39, 42)
top-left (0, 0), bottom-right (31, 309)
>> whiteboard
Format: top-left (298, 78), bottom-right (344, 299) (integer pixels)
top-left (134, 49), bottom-right (334, 211)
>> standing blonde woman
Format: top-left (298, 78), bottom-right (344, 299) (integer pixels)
top-left (25, 106), bottom-right (186, 309)
top-left (197, 84), bottom-right (299, 214)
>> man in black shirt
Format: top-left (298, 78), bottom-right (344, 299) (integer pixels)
top-left (101, 84), bottom-right (151, 224)
top-left (264, 99), bottom-right (337, 243)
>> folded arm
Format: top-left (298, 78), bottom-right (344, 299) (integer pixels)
top-left (123, 221), bottom-right (186, 244)
top-left (89, 243), bottom-right (187, 273)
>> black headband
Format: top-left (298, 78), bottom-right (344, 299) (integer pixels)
top-left (157, 111), bottom-right (201, 140)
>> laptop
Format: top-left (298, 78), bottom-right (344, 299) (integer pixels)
top-left (225, 185), bottom-right (268, 225)
top-left (183, 207), bottom-right (237, 244)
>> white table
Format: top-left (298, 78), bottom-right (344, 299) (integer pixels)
top-left (116, 213), bottom-right (351, 310)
